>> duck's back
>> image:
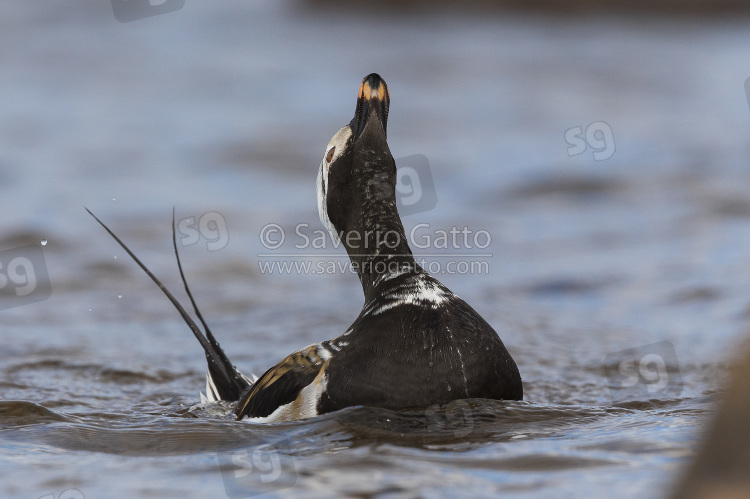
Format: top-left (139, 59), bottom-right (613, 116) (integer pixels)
top-left (319, 275), bottom-right (523, 413)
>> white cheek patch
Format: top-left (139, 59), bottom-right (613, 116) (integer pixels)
top-left (320, 145), bottom-right (334, 196)
top-left (317, 126), bottom-right (352, 243)
top-left (317, 160), bottom-right (338, 243)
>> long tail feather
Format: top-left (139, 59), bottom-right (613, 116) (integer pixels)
top-left (168, 208), bottom-right (251, 400)
top-left (85, 207), bottom-right (251, 401)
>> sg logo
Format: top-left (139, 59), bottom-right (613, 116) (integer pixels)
top-left (395, 154), bottom-right (438, 217)
top-left (111, 0), bottom-right (186, 23)
top-left (565, 121), bottom-right (616, 161)
top-left (178, 212), bottom-right (229, 252)
top-left (425, 399), bottom-right (475, 438)
top-left (38, 490), bottom-right (85, 499)
top-left (0, 244), bottom-right (51, 311)
top-left (219, 441), bottom-right (297, 498)
top-left (603, 341), bottom-right (683, 403)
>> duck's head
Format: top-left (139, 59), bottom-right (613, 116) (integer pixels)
top-left (317, 73), bottom-right (397, 243)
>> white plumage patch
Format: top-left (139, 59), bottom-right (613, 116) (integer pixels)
top-left (317, 161), bottom-right (337, 242)
top-left (366, 276), bottom-right (454, 316)
top-left (316, 343), bottom-right (333, 361)
top-left (317, 125), bottom-right (352, 244)
top-left (243, 372), bottom-right (329, 424)
top-left (200, 371), bottom-right (258, 404)
top-left (372, 266), bottom-right (409, 287)
top-left (407, 279), bottom-right (451, 306)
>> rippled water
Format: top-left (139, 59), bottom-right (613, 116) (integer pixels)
top-left (2, 2), bottom-right (750, 498)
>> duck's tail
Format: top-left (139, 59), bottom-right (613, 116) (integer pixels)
top-left (86, 207), bottom-right (253, 402)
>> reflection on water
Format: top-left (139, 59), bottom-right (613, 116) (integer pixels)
top-left (1, 1), bottom-right (750, 498)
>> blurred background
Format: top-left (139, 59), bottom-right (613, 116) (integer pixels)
top-left (1, 1), bottom-right (750, 498)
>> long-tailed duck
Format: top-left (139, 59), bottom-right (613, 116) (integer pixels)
top-left (87, 73), bottom-right (522, 422)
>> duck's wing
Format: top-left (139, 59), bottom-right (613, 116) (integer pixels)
top-left (235, 343), bottom-right (333, 422)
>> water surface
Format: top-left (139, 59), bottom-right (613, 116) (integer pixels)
top-left (1, 2), bottom-right (750, 498)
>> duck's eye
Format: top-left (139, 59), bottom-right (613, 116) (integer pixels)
top-left (326, 147), bottom-right (335, 163)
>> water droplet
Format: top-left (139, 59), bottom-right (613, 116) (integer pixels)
top-left (41, 239), bottom-right (47, 246)
top-left (88, 308), bottom-right (92, 312)
top-left (117, 295), bottom-right (122, 299)
top-left (113, 255), bottom-right (118, 260)
top-left (428, 361), bottom-right (433, 368)
top-left (112, 197), bottom-right (116, 201)
top-left (447, 384), bottom-right (452, 392)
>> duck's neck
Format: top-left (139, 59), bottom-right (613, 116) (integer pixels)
top-left (339, 201), bottom-right (419, 302)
